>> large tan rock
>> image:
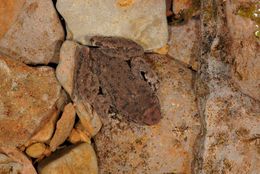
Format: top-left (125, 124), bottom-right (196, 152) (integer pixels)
top-left (38, 143), bottom-right (98, 174)
top-left (226, 0), bottom-right (260, 101)
top-left (56, 0), bottom-right (168, 50)
top-left (94, 54), bottom-right (200, 173)
top-left (0, 147), bottom-right (36, 174)
top-left (0, 54), bottom-right (61, 147)
top-left (0, 0), bottom-right (64, 64)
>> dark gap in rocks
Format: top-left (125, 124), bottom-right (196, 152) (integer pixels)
top-left (140, 71), bottom-right (147, 82)
top-left (27, 62), bottom-right (58, 68)
top-left (125, 59), bottom-right (132, 68)
top-left (98, 86), bottom-right (104, 95)
top-left (52, 0), bottom-right (67, 38)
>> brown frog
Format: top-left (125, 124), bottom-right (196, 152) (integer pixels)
top-left (73, 36), bottom-right (161, 125)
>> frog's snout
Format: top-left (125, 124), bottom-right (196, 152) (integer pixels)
top-left (142, 105), bottom-right (162, 125)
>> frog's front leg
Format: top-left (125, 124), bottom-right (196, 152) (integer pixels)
top-left (131, 57), bottom-right (160, 91)
top-left (90, 36), bottom-right (144, 59)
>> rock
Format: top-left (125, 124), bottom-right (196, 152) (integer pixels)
top-left (0, 54), bottom-right (61, 147)
top-left (168, 18), bottom-right (200, 70)
top-left (172, 0), bottom-right (193, 14)
top-left (226, 0), bottom-right (260, 101)
top-left (195, 1), bottom-right (260, 173)
top-left (56, 41), bottom-right (79, 96)
top-left (0, 0), bottom-right (25, 39)
top-left (0, 0), bottom-right (64, 64)
top-left (56, 41), bottom-right (102, 137)
top-left (94, 54), bottom-right (200, 173)
top-left (0, 147), bottom-right (37, 174)
top-left (25, 143), bottom-right (46, 158)
top-left (49, 103), bottom-right (76, 151)
top-left (37, 143), bottom-right (98, 174)
top-left (56, 0), bottom-right (168, 50)
top-left (68, 128), bottom-right (91, 144)
top-left (26, 110), bottom-right (59, 145)
top-left (75, 101), bottom-right (102, 137)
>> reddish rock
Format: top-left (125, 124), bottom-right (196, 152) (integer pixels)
top-left (0, 0), bottom-right (64, 64)
top-left (0, 54), bottom-right (61, 147)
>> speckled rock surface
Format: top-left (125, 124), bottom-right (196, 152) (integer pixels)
top-left (37, 143), bottom-right (98, 174)
top-left (194, 1), bottom-right (260, 173)
top-left (226, 0), bottom-right (260, 101)
top-left (0, 0), bottom-right (64, 64)
top-left (172, 0), bottom-right (193, 14)
top-left (94, 54), bottom-right (200, 174)
top-left (0, 54), bottom-right (61, 147)
top-left (49, 103), bottom-right (76, 152)
top-left (168, 18), bottom-right (200, 70)
top-left (56, 0), bottom-right (168, 50)
top-left (0, 147), bottom-right (36, 174)
top-left (56, 41), bottom-right (79, 96)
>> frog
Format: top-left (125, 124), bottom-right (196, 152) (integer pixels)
top-left (72, 36), bottom-right (161, 125)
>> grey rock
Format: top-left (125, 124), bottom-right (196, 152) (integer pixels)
top-left (56, 0), bottom-right (168, 50)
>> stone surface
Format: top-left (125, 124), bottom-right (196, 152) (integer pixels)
top-left (49, 103), bottom-right (76, 152)
top-left (94, 54), bottom-right (200, 173)
top-left (26, 110), bottom-right (59, 145)
top-left (56, 0), bottom-right (168, 50)
top-left (38, 143), bottom-right (98, 174)
top-left (172, 0), bottom-right (193, 14)
top-left (0, 147), bottom-right (36, 174)
top-left (56, 41), bottom-right (79, 96)
top-left (168, 18), bottom-right (200, 70)
top-left (0, 54), bottom-right (61, 147)
top-left (75, 101), bottom-right (102, 137)
top-left (0, 0), bottom-right (25, 39)
top-left (26, 143), bottom-right (46, 158)
top-left (194, 1), bottom-right (260, 173)
top-left (0, 0), bottom-right (64, 64)
top-left (226, 0), bottom-right (260, 101)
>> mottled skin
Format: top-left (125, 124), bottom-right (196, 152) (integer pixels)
top-left (73, 36), bottom-right (161, 125)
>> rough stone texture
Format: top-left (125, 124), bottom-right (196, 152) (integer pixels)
top-left (56, 41), bottom-right (79, 96)
top-left (56, 0), bottom-right (168, 50)
top-left (0, 147), bottom-right (36, 174)
top-left (226, 0), bottom-right (260, 101)
top-left (25, 143), bottom-right (46, 159)
top-left (75, 101), bottom-right (102, 137)
top-left (0, 0), bottom-right (64, 64)
top-left (172, 0), bottom-right (193, 14)
top-left (0, 54), bottom-right (61, 147)
top-left (94, 54), bottom-right (200, 174)
top-left (0, 0), bottom-right (25, 39)
top-left (26, 110), bottom-right (59, 146)
top-left (194, 1), bottom-right (260, 173)
top-left (49, 103), bottom-right (76, 152)
top-left (37, 143), bottom-right (98, 174)
top-left (168, 18), bottom-right (200, 70)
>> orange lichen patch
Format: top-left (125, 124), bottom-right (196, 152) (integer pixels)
top-left (153, 44), bottom-right (169, 55)
top-left (0, 0), bottom-right (25, 39)
top-left (117, 0), bottom-right (134, 8)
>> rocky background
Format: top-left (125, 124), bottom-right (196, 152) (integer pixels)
top-left (0, 0), bottom-right (259, 174)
